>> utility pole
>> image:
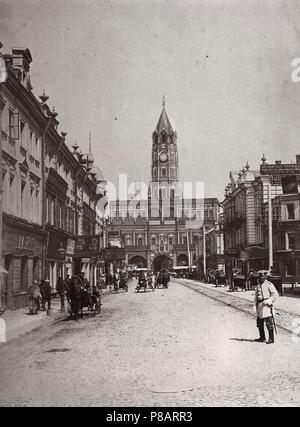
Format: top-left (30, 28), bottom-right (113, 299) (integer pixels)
top-left (186, 230), bottom-right (191, 270)
top-left (203, 225), bottom-right (206, 279)
top-left (268, 182), bottom-right (273, 271)
top-left (0, 83), bottom-right (3, 311)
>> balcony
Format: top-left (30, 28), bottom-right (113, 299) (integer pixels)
top-left (125, 244), bottom-right (150, 251)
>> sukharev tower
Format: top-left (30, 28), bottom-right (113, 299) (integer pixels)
top-left (107, 99), bottom-right (223, 274)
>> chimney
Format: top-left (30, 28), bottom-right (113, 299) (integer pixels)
top-left (11, 48), bottom-right (32, 83)
top-left (296, 155), bottom-right (300, 164)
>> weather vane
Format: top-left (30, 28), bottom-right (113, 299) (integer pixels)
top-left (162, 95), bottom-right (166, 108)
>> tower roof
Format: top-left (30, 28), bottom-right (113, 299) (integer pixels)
top-left (155, 103), bottom-right (173, 134)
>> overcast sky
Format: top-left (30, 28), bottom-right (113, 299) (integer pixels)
top-left (2, 0), bottom-right (300, 200)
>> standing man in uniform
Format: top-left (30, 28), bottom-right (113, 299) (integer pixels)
top-left (254, 271), bottom-right (278, 344)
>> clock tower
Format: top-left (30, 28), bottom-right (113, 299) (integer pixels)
top-left (151, 97), bottom-right (179, 184)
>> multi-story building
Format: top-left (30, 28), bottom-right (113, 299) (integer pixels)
top-left (0, 46), bottom-right (106, 309)
top-left (108, 102), bottom-right (223, 275)
top-left (223, 155), bottom-right (300, 282)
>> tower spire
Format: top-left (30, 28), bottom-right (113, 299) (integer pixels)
top-left (162, 95), bottom-right (166, 109)
top-left (86, 131), bottom-right (94, 171)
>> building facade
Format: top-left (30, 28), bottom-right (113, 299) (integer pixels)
top-left (223, 155), bottom-right (300, 282)
top-left (0, 46), bottom-right (106, 309)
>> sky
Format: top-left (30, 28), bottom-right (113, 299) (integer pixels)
top-left (1, 0), bottom-right (300, 200)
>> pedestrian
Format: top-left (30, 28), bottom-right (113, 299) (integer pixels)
top-left (79, 272), bottom-right (92, 307)
top-left (40, 279), bottom-right (52, 312)
top-left (56, 276), bottom-right (66, 311)
top-left (254, 271), bottom-right (278, 344)
top-left (28, 280), bottom-right (41, 315)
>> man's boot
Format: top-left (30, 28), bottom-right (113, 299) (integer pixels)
top-left (266, 328), bottom-right (274, 344)
top-left (255, 322), bottom-right (266, 342)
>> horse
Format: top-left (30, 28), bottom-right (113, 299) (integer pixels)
top-left (67, 276), bottom-right (94, 319)
top-left (156, 269), bottom-right (170, 289)
top-left (67, 276), bottom-right (82, 320)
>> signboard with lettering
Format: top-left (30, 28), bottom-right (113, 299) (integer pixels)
top-left (260, 164), bottom-right (300, 188)
top-left (74, 236), bottom-right (100, 257)
top-left (102, 247), bottom-right (125, 261)
top-left (66, 239), bottom-right (75, 255)
top-left (108, 231), bottom-right (122, 248)
top-left (2, 223), bottom-right (44, 257)
top-left (46, 231), bottom-right (68, 260)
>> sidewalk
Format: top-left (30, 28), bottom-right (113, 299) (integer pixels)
top-left (176, 279), bottom-right (300, 317)
top-left (1, 297), bottom-right (65, 342)
top-left (175, 279), bottom-right (300, 337)
top-left (0, 287), bottom-right (112, 343)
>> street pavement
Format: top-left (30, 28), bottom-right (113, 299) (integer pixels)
top-left (0, 279), bottom-right (299, 407)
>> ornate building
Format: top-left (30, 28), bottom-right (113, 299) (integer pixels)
top-left (0, 46), bottom-right (107, 310)
top-left (222, 154), bottom-right (300, 282)
top-left (108, 100), bottom-right (222, 274)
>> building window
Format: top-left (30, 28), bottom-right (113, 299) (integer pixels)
top-left (161, 168), bottom-right (167, 178)
top-left (29, 131), bottom-right (33, 154)
top-left (9, 110), bottom-right (19, 139)
top-left (58, 201), bottom-right (63, 228)
top-left (286, 204), bottom-right (295, 220)
top-left (287, 233), bottom-right (295, 250)
top-left (21, 256), bottom-right (28, 293)
top-left (21, 181), bottom-right (26, 217)
top-left (151, 236), bottom-right (156, 245)
top-left (137, 237), bottom-right (143, 246)
top-left (182, 235), bottom-right (187, 245)
top-left (20, 120), bottom-right (25, 146)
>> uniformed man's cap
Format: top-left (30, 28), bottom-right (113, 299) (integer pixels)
top-left (258, 271), bottom-right (268, 278)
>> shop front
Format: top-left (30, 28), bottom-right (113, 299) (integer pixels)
top-left (2, 215), bottom-right (45, 309)
top-left (73, 236), bottom-right (101, 285)
top-left (274, 250), bottom-right (300, 280)
top-left (239, 247), bottom-right (268, 273)
top-left (102, 247), bottom-right (126, 274)
top-left (45, 228), bottom-right (70, 292)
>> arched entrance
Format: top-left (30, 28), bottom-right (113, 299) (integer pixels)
top-left (130, 256), bottom-right (147, 268)
top-left (153, 255), bottom-right (173, 273)
top-left (177, 254), bottom-right (189, 266)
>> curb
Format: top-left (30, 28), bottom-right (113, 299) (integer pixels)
top-left (3, 289), bottom-right (112, 344)
top-left (175, 279), bottom-right (300, 338)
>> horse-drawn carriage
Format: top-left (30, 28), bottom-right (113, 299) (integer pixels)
top-left (67, 276), bottom-right (102, 319)
top-left (214, 270), bottom-right (227, 287)
top-left (155, 269), bottom-right (170, 289)
top-left (135, 269), bottom-right (155, 292)
top-left (229, 268), bottom-right (248, 291)
top-left (118, 272), bottom-right (129, 292)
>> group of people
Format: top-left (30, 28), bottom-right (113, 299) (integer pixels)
top-left (27, 272), bottom-right (94, 315)
top-left (27, 279), bottom-right (52, 315)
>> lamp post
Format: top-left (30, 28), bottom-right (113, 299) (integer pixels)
top-left (58, 243), bottom-right (66, 280)
top-left (268, 182), bottom-right (273, 271)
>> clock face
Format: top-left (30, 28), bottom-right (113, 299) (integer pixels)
top-left (159, 151), bottom-right (168, 162)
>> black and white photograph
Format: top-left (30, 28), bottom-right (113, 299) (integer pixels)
top-left (0, 0), bottom-right (300, 409)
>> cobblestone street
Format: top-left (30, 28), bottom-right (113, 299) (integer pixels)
top-left (0, 280), bottom-right (300, 407)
